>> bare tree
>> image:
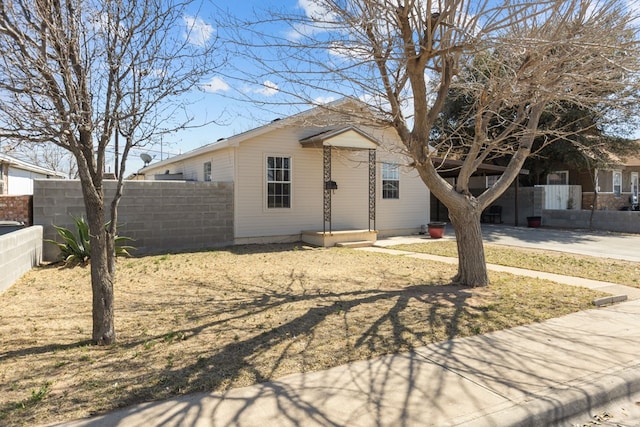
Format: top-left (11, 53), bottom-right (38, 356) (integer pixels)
top-left (2, 143), bottom-right (78, 178)
top-left (0, 0), bottom-right (221, 344)
top-left (228, 0), bottom-right (640, 286)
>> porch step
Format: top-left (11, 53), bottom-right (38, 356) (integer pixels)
top-left (335, 240), bottom-right (376, 248)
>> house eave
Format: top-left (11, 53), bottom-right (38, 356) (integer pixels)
top-left (0, 153), bottom-right (67, 178)
top-left (299, 126), bottom-right (379, 150)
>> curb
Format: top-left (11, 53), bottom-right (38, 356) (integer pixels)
top-left (456, 363), bottom-right (640, 426)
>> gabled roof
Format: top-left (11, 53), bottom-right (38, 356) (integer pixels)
top-left (139, 98), bottom-right (370, 174)
top-left (299, 126), bottom-right (379, 149)
top-left (0, 152), bottom-right (67, 178)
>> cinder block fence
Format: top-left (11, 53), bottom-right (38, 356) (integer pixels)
top-left (0, 226), bottom-right (42, 292)
top-left (34, 180), bottom-right (234, 261)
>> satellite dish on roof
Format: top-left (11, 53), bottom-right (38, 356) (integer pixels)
top-left (140, 153), bottom-right (153, 166)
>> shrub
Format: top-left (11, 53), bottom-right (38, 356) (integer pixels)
top-left (45, 216), bottom-right (135, 265)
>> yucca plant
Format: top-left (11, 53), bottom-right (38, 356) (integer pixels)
top-left (46, 216), bottom-right (135, 265)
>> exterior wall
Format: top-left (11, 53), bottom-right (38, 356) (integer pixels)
top-left (34, 180), bottom-right (234, 261)
top-left (0, 225), bottom-right (42, 293)
top-left (0, 195), bottom-right (32, 225)
top-left (139, 107), bottom-right (430, 243)
top-left (435, 186), bottom-right (545, 227)
top-left (543, 209), bottom-right (640, 233)
top-left (233, 124), bottom-right (429, 241)
top-left (234, 125), bottom-right (327, 240)
top-left (486, 186), bottom-right (545, 225)
top-left (582, 193), bottom-right (634, 211)
top-left (7, 166), bottom-right (54, 195)
top-left (143, 147), bottom-right (235, 182)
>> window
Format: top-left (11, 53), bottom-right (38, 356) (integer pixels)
top-left (613, 171), bottom-right (622, 197)
top-left (203, 162), bottom-right (212, 181)
top-left (632, 172), bottom-right (639, 198)
top-left (546, 170), bottom-right (568, 185)
top-left (267, 156), bottom-right (291, 208)
top-left (382, 163), bottom-right (399, 199)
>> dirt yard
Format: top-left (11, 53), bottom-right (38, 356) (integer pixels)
top-left (0, 244), bottom-right (604, 426)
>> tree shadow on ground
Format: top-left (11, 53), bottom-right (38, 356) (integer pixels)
top-left (31, 278), bottom-right (476, 423)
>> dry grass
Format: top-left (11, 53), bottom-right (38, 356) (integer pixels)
top-left (0, 244), bottom-right (605, 426)
top-left (392, 241), bottom-right (640, 288)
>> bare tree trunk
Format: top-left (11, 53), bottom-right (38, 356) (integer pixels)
top-left (448, 206), bottom-right (488, 287)
top-left (87, 205), bottom-right (115, 345)
top-left (79, 174), bottom-right (115, 345)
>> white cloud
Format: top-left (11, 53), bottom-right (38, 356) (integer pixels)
top-left (183, 15), bottom-right (214, 47)
top-left (202, 76), bottom-right (230, 93)
top-left (255, 80), bottom-right (279, 96)
top-left (313, 96), bottom-right (336, 105)
top-left (286, 0), bottom-right (337, 40)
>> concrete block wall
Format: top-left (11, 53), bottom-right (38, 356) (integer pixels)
top-left (34, 180), bottom-right (234, 261)
top-left (456, 186), bottom-right (545, 226)
top-left (488, 186), bottom-right (545, 225)
top-left (0, 195), bottom-right (33, 225)
top-left (543, 209), bottom-right (640, 233)
top-left (0, 226), bottom-right (42, 292)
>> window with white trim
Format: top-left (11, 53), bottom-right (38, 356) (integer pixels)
top-left (613, 170), bottom-right (622, 196)
top-left (382, 163), bottom-right (399, 199)
top-left (204, 161), bottom-right (212, 181)
top-left (267, 156), bottom-right (291, 208)
top-left (546, 170), bottom-right (568, 185)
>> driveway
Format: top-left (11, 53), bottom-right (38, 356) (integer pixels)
top-left (377, 224), bottom-right (640, 262)
top-left (480, 224), bottom-right (640, 262)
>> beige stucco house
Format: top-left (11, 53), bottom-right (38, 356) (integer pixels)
top-left (139, 101), bottom-right (430, 246)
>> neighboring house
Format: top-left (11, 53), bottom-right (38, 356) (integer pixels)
top-left (0, 152), bottom-right (67, 195)
top-left (584, 152), bottom-right (640, 210)
top-left (544, 151), bottom-right (640, 211)
top-left (528, 148), bottom-right (640, 210)
top-left (139, 100), bottom-right (430, 245)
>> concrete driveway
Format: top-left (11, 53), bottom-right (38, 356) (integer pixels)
top-left (480, 224), bottom-right (640, 262)
top-left (377, 224), bottom-right (640, 262)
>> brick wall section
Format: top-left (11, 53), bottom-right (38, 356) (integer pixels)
top-left (582, 193), bottom-right (631, 211)
top-left (0, 195), bottom-right (33, 225)
top-left (34, 180), bottom-right (234, 261)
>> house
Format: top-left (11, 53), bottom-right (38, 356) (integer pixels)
top-left (578, 153), bottom-right (640, 211)
top-left (139, 100), bottom-right (430, 246)
top-left (0, 152), bottom-right (67, 195)
top-left (543, 151), bottom-right (640, 211)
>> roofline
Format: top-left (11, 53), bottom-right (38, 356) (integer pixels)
top-left (0, 152), bottom-right (67, 177)
top-left (299, 126), bottom-right (379, 149)
top-left (139, 98), bottom-right (365, 174)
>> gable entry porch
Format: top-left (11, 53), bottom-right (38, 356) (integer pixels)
top-left (299, 127), bottom-right (379, 247)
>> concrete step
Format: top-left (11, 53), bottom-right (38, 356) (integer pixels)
top-left (335, 240), bottom-right (376, 248)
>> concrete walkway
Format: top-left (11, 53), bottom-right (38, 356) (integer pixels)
top-left (55, 227), bottom-right (640, 427)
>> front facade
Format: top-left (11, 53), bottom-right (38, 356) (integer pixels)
top-left (527, 146), bottom-right (640, 211)
top-left (0, 153), bottom-right (67, 195)
top-left (140, 102), bottom-right (430, 244)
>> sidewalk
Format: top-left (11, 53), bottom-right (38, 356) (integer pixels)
top-left (55, 229), bottom-right (640, 427)
top-left (56, 302), bottom-right (640, 427)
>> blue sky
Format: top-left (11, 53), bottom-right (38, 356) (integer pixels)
top-left (121, 0), bottom-right (640, 175)
top-left (123, 0), bottom-right (311, 174)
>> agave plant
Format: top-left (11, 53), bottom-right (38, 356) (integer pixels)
top-left (45, 216), bottom-right (135, 265)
